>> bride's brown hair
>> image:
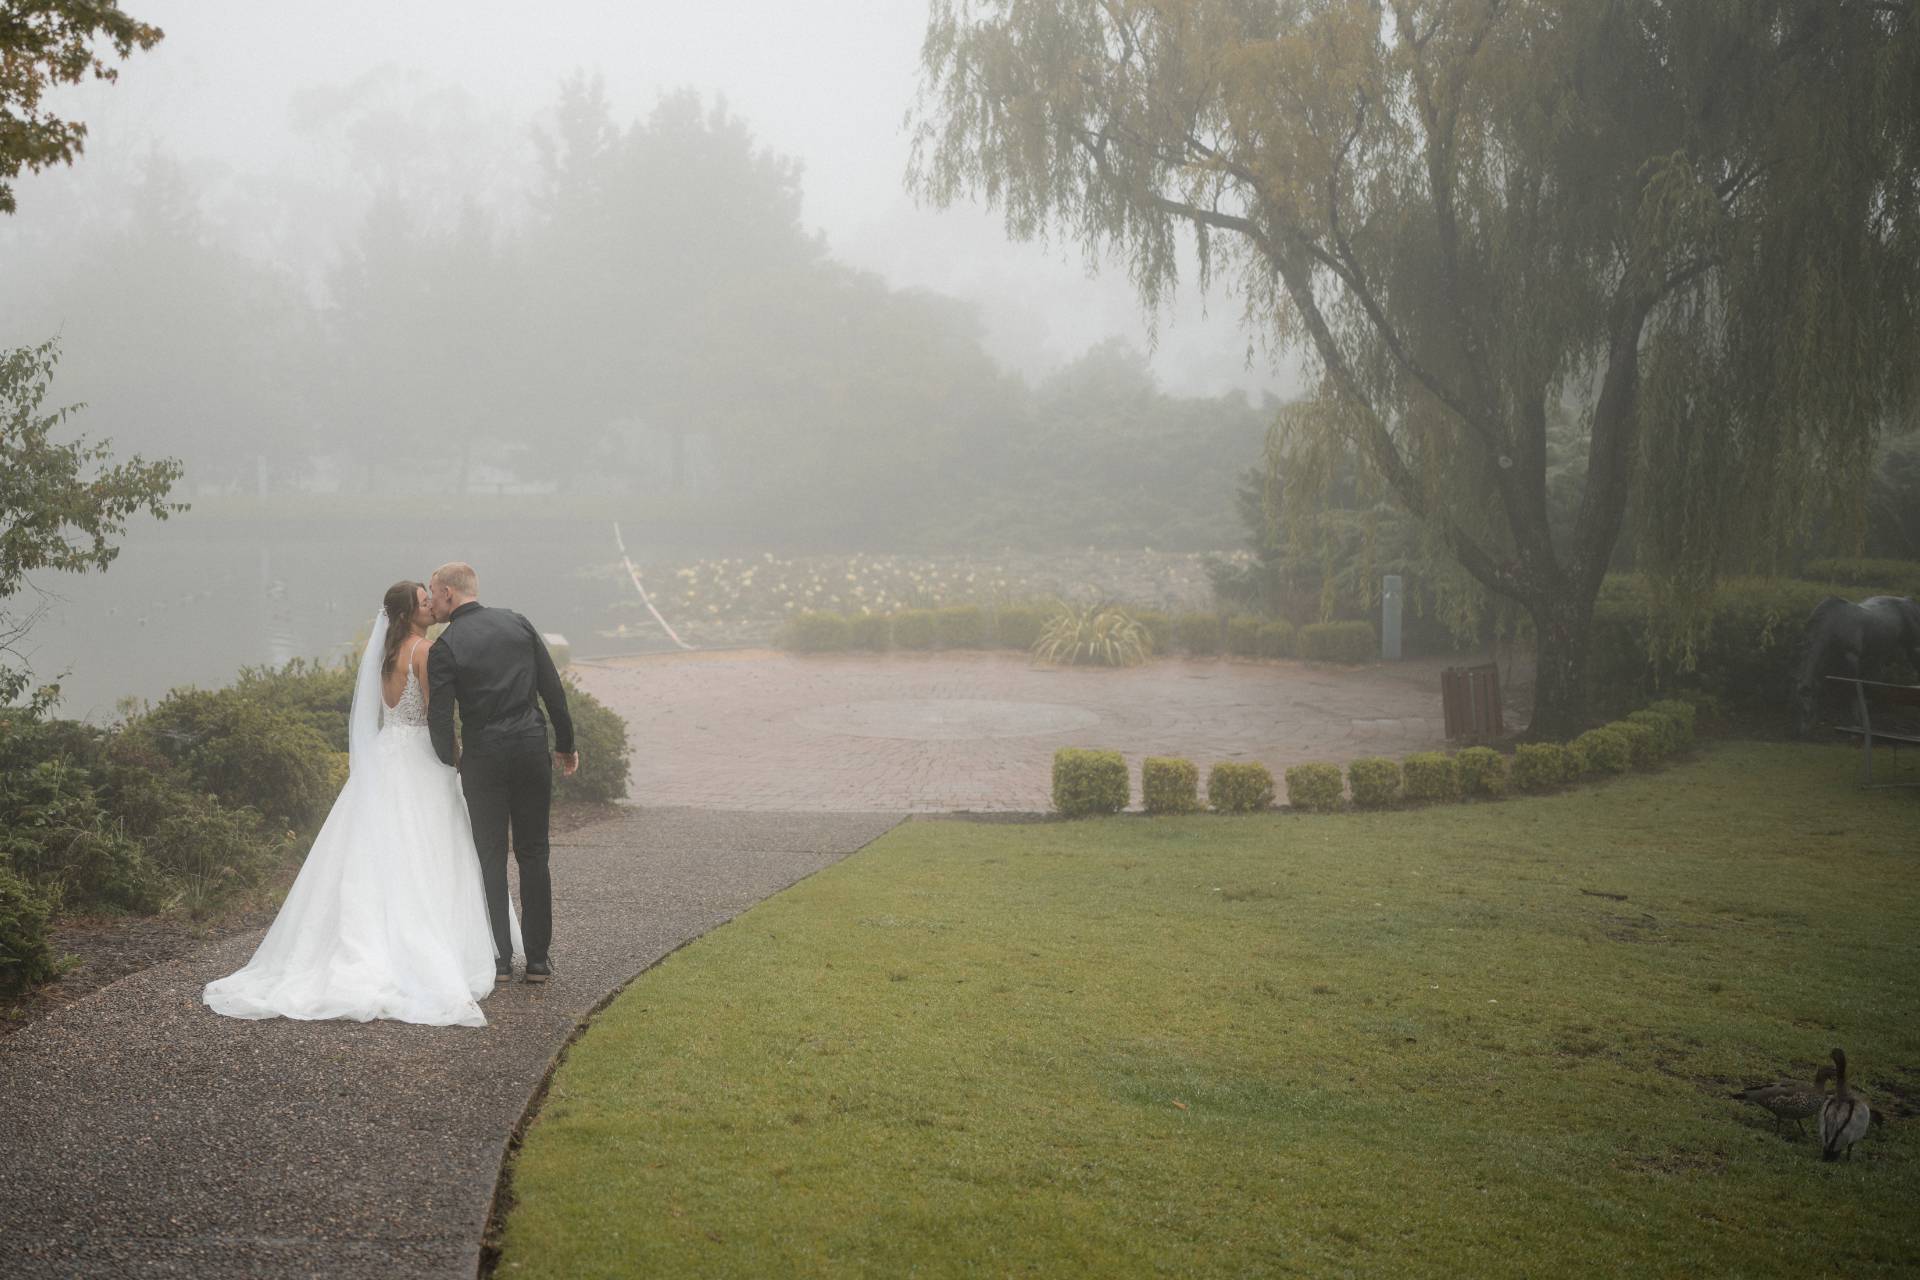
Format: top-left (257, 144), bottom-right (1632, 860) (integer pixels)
top-left (381, 581), bottom-right (425, 677)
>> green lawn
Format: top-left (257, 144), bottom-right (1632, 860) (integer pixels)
top-left (498, 743), bottom-right (1918, 1278)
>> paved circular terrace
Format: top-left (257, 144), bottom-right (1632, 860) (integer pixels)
top-left (575, 648), bottom-right (1501, 811)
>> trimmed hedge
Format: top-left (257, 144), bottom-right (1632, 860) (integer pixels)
top-left (1300, 621), bottom-right (1377, 663)
top-left (1607, 718), bottom-right (1662, 768)
top-left (1572, 726), bottom-right (1631, 775)
top-left (1257, 621), bottom-right (1297, 659)
top-left (1177, 613), bottom-right (1223, 656)
top-left (1401, 753), bottom-right (1460, 803)
top-left (1142, 757), bottom-right (1200, 815)
top-left (933, 606), bottom-right (987, 649)
top-left (892, 610), bottom-right (937, 650)
top-left (1053, 748), bottom-right (1128, 817)
top-left (1226, 616), bottom-right (1263, 658)
top-left (783, 611), bottom-right (851, 653)
top-left (1207, 762), bottom-right (1275, 813)
top-left (1285, 763), bottom-right (1345, 812)
top-left (1347, 757), bottom-right (1401, 809)
top-left (1645, 698), bottom-right (1697, 750)
top-left (1455, 747), bottom-right (1507, 798)
top-left (992, 605), bottom-right (1048, 650)
top-left (1628, 708), bottom-right (1686, 758)
top-left (1132, 610), bottom-right (1175, 656)
top-left (1512, 742), bottom-right (1577, 792)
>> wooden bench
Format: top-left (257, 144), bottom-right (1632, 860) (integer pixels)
top-left (1828, 676), bottom-right (1920, 788)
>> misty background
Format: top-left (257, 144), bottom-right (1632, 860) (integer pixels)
top-left (0, 1), bottom-right (1300, 716)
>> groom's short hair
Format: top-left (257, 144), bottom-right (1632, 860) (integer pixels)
top-left (432, 561), bottom-right (478, 597)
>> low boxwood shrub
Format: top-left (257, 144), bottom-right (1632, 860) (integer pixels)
top-left (1257, 621), bottom-right (1297, 659)
top-left (551, 678), bottom-right (632, 804)
top-left (892, 609), bottom-right (937, 650)
top-left (1177, 612), bottom-right (1223, 656)
top-left (1645, 698), bottom-right (1698, 748)
top-left (1285, 762), bottom-right (1345, 811)
top-left (1226, 616), bottom-right (1262, 658)
top-left (1607, 718), bottom-right (1662, 768)
top-left (1454, 746), bottom-right (1507, 797)
top-left (992, 604), bottom-right (1048, 650)
top-left (1347, 756), bottom-right (1401, 809)
top-left (1401, 753), bottom-right (1460, 803)
top-left (1132, 609), bottom-right (1174, 656)
top-left (782, 611), bottom-right (850, 653)
top-left (1572, 726), bottom-right (1631, 775)
top-left (933, 605), bottom-right (987, 649)
top-left (847, 613), bottom-right (892, 651)
top-left (1300, 621), bottom-right (1377, 663)
top-left (1511, 742), bottom-right (1576, 792)
top-left (1628, 708), bottom-right (1685, 758)
top-left (1052, 748), bottom-right (1129, 817)
top-left (1142, 757), bottom-right (1200, 815)
top-left (0, 861), bottom-right (56, 996)
top-left (1207, 762), bottom-right (1275, 813)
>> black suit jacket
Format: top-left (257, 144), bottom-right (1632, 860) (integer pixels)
top-left (428, 601), bottom-right (575, 765)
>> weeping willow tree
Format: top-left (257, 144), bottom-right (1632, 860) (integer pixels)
top-left (911, 0), bottom-right (1920, 738)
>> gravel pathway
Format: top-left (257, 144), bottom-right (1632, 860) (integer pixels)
top-left (0, 807), bottom-right (904, 1278)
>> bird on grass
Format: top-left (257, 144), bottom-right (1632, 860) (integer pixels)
top-left (1819, 1047), bottom-right (1871, 1162)
top-left (1731, 1076), bottom-right (1826, 1137)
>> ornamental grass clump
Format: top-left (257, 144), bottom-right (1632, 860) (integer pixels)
top-left (847, 613), bottom-right (891, 651)
top-left (1177, 612), bottom-right (1223, 656)
top-left (1207, 762), bottom-right (1275, 813)
top-left (1257, 621), bottom-right (1296, 658)
top-left (1141, 757), bottom-right (1200, 815)
top-left (1572, 726), bottom-right (1631, 775)
top-left (1454, 746), bottom-right (1507, 798)
top-left (1347, 756), bottom-right (1401, 809)
top-left (1032, 601), bottom-right (1151, 668)
top-left (1400, 752), bottom-right (1460, 803)
top-left (1299, 621), bottom-right (1377, 663)
top-left (1052, 748), bottom-right (1128, 817)
top-left (892, 609), bottom-right (937, 650)
top-left (1284, 762), bottom-right (1344, 811)
top-left (1226, 615), bottom-right (1262, 657)
top-left (1511, 743), bottom-right (1576, 792)
top-left (782, 611), bottom-right (851, 653)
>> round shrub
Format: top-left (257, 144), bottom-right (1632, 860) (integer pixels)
top-left (1052, 748), bottom-right (1129, 817)
top-left (1572, 726), bottom-right (1631, 775)
top-left (1142, 757), bottom-right (1200, 815)
top-left (933, 606), bottom-right (987, 649)
top-left (1285, 762), bottom-right (1345, 811)
top-left (781, 611), bottom-right (851, 653)
top-left (1207, 762), bottom-right (1275, 813)
top-left (847, 613), bottom-right (892, 651)
top-left (0, 861), bottom-right (56, 996)
top-left (1400, 753), bottom-right (1460, 803)
top-left (1454, 746), bottom-right (1507, 798)
top-left (892, 610), bottom-right (937, 650)
top-left (135, 689), bottom-right (336, 829)
top-left (233, 659), bottom-right (358, 751)
top-left (1132, 609), bottom-right (1174, 656)
top-left (1177, 612), bottom-right (1223, 656)
top-left (1226, 616), bottom-right (1262, 658)
top-left (1257, 621), bottom-right (1297, 659)
top-left (1607, 719), bottom-right (1662, 768)
top-left (1644, 699), bottom-right (1697, 750)
top-left (1347, 756), bottom-right (1401, 809)
top-left (1300, 621), bottom-right (1377, 663)
top-left (552, 679), bottom-right (632, 804)
top-left (1628, 708), bottom-right (1684, 757)
top-left (992, 605), bottom-right (1048, 650)
top-left (1511, 742), bottom-right (1576, 792)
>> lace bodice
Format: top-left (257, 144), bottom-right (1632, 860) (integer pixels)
top-left (386, 652), bottom-right (428, 728)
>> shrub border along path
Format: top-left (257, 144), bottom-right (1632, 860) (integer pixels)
top-left (0, 807), bottom-right (904, 1280)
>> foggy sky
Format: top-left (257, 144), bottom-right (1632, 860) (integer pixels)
top-left (9, 0), bottom-right (1300, 398)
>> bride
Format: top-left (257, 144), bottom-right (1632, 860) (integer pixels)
top-left (204, 581), bottom-right (519, 1027)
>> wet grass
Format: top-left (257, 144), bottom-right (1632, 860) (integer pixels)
top-left (497, 742), bottom-right (1919, 1277)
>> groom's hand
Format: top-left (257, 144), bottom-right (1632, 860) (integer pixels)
top-left (555, 751), bottom-right (579, 778)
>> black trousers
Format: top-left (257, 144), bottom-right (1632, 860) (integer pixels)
top-left (461, 746), bottom-right (553, 964)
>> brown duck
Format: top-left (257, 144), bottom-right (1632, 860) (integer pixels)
top-left (1819, 1047), bottom-right (1871, 1162)
top-left (1731, 1075), bottom-right (1826, 1136)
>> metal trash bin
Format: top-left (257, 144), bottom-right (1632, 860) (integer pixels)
top-left (1442, 663), bottom-right (1504, 740)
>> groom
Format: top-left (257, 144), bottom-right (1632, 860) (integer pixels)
top-left (427, 561), bottom-right (578, 985)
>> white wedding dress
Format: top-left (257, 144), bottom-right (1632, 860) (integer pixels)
top-left (204, 623), bottom-right (520, 1027)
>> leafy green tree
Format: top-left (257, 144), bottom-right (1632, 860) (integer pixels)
top-left (1, 342), bottom-right (182, 710)
top-left (0, 0), bottom-right (162, 214)
top-left (912, 0), bottom-right (1920, 737)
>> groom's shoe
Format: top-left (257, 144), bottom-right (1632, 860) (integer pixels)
top-left (495, 959), bottom-right (513, 985)
top-left (524, 959), bottom-right (553, 985)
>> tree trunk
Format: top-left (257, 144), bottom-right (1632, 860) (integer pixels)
top-left (1525, 588), bottom-right (1597, 741)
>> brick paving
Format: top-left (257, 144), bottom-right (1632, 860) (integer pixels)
top-left (575, 649), bottom-right (1522, 811)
